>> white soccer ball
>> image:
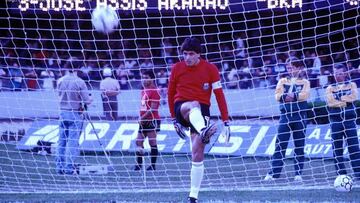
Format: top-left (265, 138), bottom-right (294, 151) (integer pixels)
top-left (91, 5), bottom-right (119, 34)
top-left (334, 175), bottom-right (353, 192)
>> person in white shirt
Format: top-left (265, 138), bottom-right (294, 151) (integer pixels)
top-left (311, 53), bottom-right (322, 75)
top-left (100, 68), bottom-right (120, 120)
top-left (235, 33), bottom-right (246, 58)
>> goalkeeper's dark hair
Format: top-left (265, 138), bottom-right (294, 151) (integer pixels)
top-left (285, 56), bottom-right (305, 68)
top-left (181, 37), bottom-right (201, 54)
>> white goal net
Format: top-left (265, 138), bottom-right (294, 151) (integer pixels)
top-left (0, 0), bottom-right (360, 194)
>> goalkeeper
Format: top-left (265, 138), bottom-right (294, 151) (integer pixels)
top-left (134, 71), bottom-right (161, 171)
top-left (326, 63), bottom-right (360, 179)
top-left (56, 60), bottom-right (92, 175)
top-left (167, 37), bottom-right (230, 203)
top-left (264, 57), bottom-right (310, 182)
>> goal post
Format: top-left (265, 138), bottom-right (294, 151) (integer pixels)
top-left (0, 0), bottom-right (360, 194)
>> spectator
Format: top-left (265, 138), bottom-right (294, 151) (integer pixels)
top-left (222, 60), bottom-right (232, 73)
top-left (100, 68), bottom-right (120, 120)
top-left (273, 58), bottom-right (287, 83)
top-left (252, 67), bottom-right (266, 88)
top-left (47, 53), bottom-right (62, 79)
top-left (114, 62), bottom-right (131, 90)
top-left (86, 57), bottom-right (102, 81)
top-left (242, 52), bottom-right (254, 71)
top-left (161, 38), bottom-right (173, 57)
top-left (288, 50), bottom-right (298, 58)
top-left (0, 67), bottom-right (6, 91)
top-left (31, 41), bottom-right (48, 68)
top-left (264, 50), bottom-right (277, 64)
top-left (119, 76), bottom-right (129, 90)
top-left (156, 68), bottom-right (168, 88)
top-left (79, 60), bottom-right (94, 82)
top-left (23, 66), bottom-right (38, 91)
top-left (263, 59), bottom-right (276, 88)
top-left (139, 58), bottom-right (154, 69)
top-left (238, 60), bottom-right (252, 89)
top-left (227, 73), bottom-right (239, 89)
top-left (220, 44), bottom-right (233, 60)
top-left (205, 35), bottom-right (221, 60)
top-left (235, 32), bottom-right (246, 58)
top-left (311, 52), bottom-right (322, 76)
top-left (40, 69), bottom-right (55, 90)
top-left (115, 61), bottom-right (132, 78)
top-left (8, 62), bottom-right (23, 91)
top-left (138, 44), bottom-right (152, 58)
top-left (347, 61), bottom-right (356, 75)
top-left (47, 51), bottom-right (61, 69)
top-left (161, 38), bottom-right (176, 64)
top-left (303, 50), bottom-right (313, 67)
top-left (124, 58), bottom-right (138, 78)
top-left (334, 51), bottom-right (345, 63)
top-left (308, 52), bottom-right (324, 87)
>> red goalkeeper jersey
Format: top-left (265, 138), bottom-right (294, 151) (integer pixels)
top-left (167, 59), bottom-right (229, 121)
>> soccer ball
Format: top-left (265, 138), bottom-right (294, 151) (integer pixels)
top-left (334, 175), bottom-right (353, 192)
top-left (91, 5), bottom-right (119, 34)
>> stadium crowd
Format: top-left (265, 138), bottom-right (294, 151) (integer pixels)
top-left (0, 32), bottom-right (359, 91)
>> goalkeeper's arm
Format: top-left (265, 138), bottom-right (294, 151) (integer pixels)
top-left (167, 65), bottom-right (177, 118)
top-left (213, 83), bottom-right (229, 122)
top-left (213, 81), bottom-right (230, 142)
top-left (167, 65), bottom-right (188, 139)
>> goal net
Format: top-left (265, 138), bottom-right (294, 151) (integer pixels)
top-left (1, 0), bottom-right (360, 194)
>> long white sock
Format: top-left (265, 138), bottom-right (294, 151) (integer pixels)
top-left (189, 108), bottom-right (205, 134)
top-left (189, 161), bottom-right (204, 199)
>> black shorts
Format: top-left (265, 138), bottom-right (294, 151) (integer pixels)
top-left (138, 119), bottom-right (161, 133)
top-left (174, 101), bottom-right (210, 134)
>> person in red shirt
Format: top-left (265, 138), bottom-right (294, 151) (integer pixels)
top-left (167, 37), bottom-right (230, 203)
top-left (134, 70), bottom-right (161, 171)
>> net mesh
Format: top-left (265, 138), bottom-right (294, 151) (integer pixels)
top-left (0, 0), bottom-right (360, 193)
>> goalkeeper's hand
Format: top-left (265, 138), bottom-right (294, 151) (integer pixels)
top-left (173, 119), bottom-right (188, 139)
top-left (220, 121), bottom-right (231, 143)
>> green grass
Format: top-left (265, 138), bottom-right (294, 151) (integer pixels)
top-left (0, 142), bottom-right (359, 202)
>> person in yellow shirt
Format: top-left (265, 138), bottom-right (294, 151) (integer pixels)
top-left (326, 63), bottom-right (360, 179)
top-left (264, 57), bottom-right (310, 182)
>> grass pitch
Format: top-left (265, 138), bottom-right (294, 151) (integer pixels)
top-left (1, 142), bottom-right (359, 202)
